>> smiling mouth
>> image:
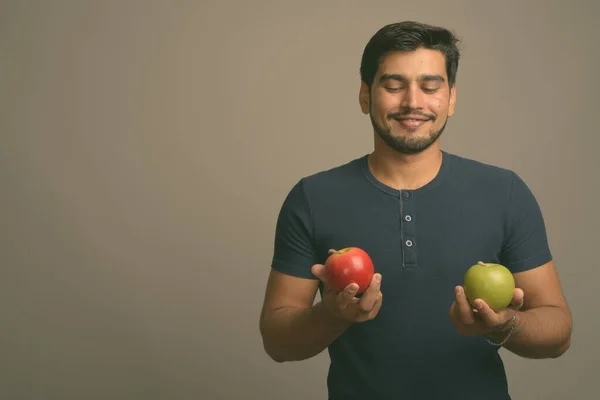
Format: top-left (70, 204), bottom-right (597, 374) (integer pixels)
top-left (394, 118), bottom-right (429, 129)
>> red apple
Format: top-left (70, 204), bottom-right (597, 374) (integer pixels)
top-left (324, 247), bottom-right (375, 294)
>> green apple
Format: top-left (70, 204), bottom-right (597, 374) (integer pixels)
top-left (463, 261), bottom-right (515, 312)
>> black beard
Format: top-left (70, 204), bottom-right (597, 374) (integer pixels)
top-left (369, 102), bottom-right (448, 155)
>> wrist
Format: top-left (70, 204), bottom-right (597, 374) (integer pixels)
top-left (313, 301), bottom-right (352, 330)
top-left (485, 313), bottom-right (518, 346)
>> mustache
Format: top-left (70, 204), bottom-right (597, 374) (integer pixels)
top-left (388, 109), bottom-right (436, 121)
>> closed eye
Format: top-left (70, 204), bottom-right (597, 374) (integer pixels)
top-left (385, 86), bottom-right (439, 94)
top-left (385, 87), bottom-right (402, 93)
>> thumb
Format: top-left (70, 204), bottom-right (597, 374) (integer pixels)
top-left (511, 288), bottom-right (525, 309)
top-left (311, 264), bottom-right (328, 284)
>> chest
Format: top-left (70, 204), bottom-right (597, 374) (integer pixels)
top-left (313, 192), bottom-right (506, 288)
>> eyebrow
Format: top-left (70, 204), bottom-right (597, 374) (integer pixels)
top-left (379, 73), bottom-right (446, 83)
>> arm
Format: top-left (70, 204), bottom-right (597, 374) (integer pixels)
top-left (260, 179), bottom-right (351, 363)
top-left (259, 269), bottom-right (351, 363)
top-left (450, 172), bottom-right (572, 359)
top-left (486, 261), bottom-right (572, 358)
top-left (488, 172), bottom-right (572, 358)
top-left (261, 179), bottom-right (383, 362)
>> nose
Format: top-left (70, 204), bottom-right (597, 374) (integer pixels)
top-left (402, 84), bottom-right (424, 110)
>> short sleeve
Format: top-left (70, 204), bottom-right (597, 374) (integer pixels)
top-left (270, 179), bottom-right (319, 279)
top-left (499, 172), bottom-right (553, 273)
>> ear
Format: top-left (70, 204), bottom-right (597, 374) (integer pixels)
top-left (448, 84), bottom-right (457, 117)
top-left (359, 81), bottom-right (370, 114)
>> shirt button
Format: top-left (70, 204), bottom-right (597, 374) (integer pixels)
top-left (405, 240), bottom-right (413, 247)
top-left (405, 215), bottom-right (412, 222)
top-left (403, 192), bottom-right (410, 199)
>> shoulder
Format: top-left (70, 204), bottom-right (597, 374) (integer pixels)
top-left (303, 155), bottom-right (365, 182)
top-left (294, 155), bottom-right (367, 195)
top-left (446, 152), bottom-right (515, 181)
top-left (444, 152), bottom-right (525, 195)
top-left (276, 155), bottom-right (366, 213)
top-left (444, 151), bottom-right (543, 215)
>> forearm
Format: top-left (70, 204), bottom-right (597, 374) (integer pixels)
top-left (488, 306), bottom-right (572, 359)
top-left (260, 301), bottom-right (351, 362)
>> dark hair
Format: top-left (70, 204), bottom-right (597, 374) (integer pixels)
top-left (360, 21), bottom-right (461, 88)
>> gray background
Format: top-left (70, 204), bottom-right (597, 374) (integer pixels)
top-left (2, 0), bottom-right (598, 399)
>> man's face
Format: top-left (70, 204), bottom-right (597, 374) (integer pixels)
top-left (360, 48), bottom-right (456, 154)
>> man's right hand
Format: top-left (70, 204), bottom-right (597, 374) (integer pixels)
top-left (310, 257), bottom-right (383, 324)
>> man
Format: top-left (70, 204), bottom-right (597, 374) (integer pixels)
top-left (259, 21), bottom-right (572, 399)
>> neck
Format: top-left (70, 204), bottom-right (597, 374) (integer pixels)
top-left (367, 142), bottom-right (443, 190)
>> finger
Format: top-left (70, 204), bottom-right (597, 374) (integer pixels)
top-left (473, 299), bottom-right (502, 327)
top-left (310, 264), bottom-right (330, 286)
top-left (449, 297), bottom-right (463, 318)
top-left (510, 288), bottom-right (525, 310)
top-left (449, 299), bottom-right (475, 320)
top-left (310, 264), bottom-right (337, 297)
top-left (336, 283), bottom-right (359, 309)
top-left (455, 286), bottom-right (476, 325)
top-left (448, 300), bottom-right (457, 318)
top-left (358, 274), bottom-right (382, 313)
top-left (366, 293), bottom-right (383, 319)
top-left (328, 249), bottom-right (337, 255)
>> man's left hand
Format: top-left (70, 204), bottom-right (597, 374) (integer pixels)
top-left (449, 285), bottom-right (524, 337)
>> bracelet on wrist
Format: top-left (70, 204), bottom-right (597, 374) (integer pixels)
top-left (485, 314), bottom-right (517, 347)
